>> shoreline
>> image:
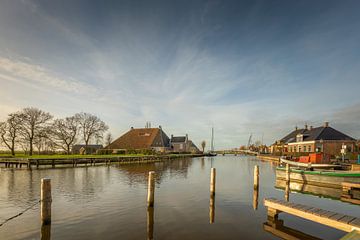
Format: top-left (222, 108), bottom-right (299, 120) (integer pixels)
top-left (0, 153), bottom-right (205, 169)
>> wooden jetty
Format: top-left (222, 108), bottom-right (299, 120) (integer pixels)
top-left (264, 198), bottom-right (360, 238)
top-left (0, 154), bottom-right (204, 169)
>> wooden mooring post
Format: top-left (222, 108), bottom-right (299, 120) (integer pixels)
top-left (254, 165), bottom-right (259, 189)
top-left (41, 178), bottom-right (52, 224)
top-left (210, 168), bottom-right (216, 195)
top-left (147, 171), bottom-right (155, 207)
top-left (253, 187), bottom-right (259, 210)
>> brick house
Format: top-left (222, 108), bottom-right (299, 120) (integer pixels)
top-left (273, 122), bottom-right (356, 156)
top-left (106, 126), bottom-right (170, 152)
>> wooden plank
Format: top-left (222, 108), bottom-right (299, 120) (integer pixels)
top-left (329, 213), bottom-right (347, 221)
top-left (264, 198), bottom-right (360, 233)
top-left (320, 211), bottom-right (337, 218)
top-left (339, 216), bottom-right (357, 224)
top-left (349, 218), bottom-right (360, 228)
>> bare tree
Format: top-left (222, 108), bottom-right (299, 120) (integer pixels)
top-left (75, 112), bottom-right (108, 150)
top-left (51, 116), bottom-right (79, 154)
top-left (18, 107), bottom-right (53, 156)
top-left (0, 113), bottom-right (22, 156)
top-left (33, 127), bottom-right (52, 155)
top-left (105, 132), bottom-right (113, 147)
top-left (201, 140), bottom-right (206, 153)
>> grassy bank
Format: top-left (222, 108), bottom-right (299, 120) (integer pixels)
top-left (0, 153), bottom-right (145, 159)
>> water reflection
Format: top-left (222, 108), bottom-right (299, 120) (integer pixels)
top-left (264, 218), bottom-right (322, 240)
top-left (284, 181), bottom-right (290, 202)
top-left (209, 194), bottom-right (215, 224)
top-left (40, 224), bottom-right (51, 240)
top-left (276, 179), bottom-right (341, 200)
top-left (0, 156), bottom-right (356, 240)
top-left (115, 158), bottom-right (193, 186)
top-left (147, 207), bottom-right (154, 240)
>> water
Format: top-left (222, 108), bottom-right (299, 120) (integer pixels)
top-left (0, 156), bottom-right (358, 239)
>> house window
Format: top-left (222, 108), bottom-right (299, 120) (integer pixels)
top-left (308, 146), bottom-right (311, 152)
top-left (298, 146), bottom-right (301, 152)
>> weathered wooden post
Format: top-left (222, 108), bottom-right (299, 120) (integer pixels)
top-left (147, 171), bottom-right (155, 207)
top-left (254, 165), bottom-right (259, 189)
top-left (210, 168), bottom-right (216, 195)
top-left (253, 187), bottom-right (259, 210)
top-left (209, 194), bottom-right (215, 224)
top-left (41, 178), bottom-right (52, 224)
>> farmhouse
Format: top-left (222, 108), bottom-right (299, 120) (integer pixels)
top-left (106, 126), bottom-right (170, 152)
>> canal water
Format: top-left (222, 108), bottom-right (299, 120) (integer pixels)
top-left (0, 156), bottom-right (358, 239)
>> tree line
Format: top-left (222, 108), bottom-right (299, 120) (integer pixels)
top-left (0, 107), bottom-right (109, 156)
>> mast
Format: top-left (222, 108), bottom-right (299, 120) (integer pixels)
top-left (211, 127), bottom-right (214, 152)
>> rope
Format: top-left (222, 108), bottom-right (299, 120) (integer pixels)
top-left (0, 200), bottom-right (40, 227)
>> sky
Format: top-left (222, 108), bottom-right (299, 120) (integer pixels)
top-left (0, 0), bottom-right (360, 149)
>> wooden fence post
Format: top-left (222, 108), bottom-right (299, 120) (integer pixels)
top-left (210, 168), bottom-right (216, 195)
top-left (147, 171), bottom-right (155, 207)
top-left (41, 178), bottom-right (52, 224)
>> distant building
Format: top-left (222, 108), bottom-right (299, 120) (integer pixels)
top-left (271, 122), bottom-right (356, 156)
top-left (72, 144), bottom-right (103, 154)
top-left (106, 126), bottom-right (170, 152)
top-left (170, 134), bottom-right (200, 153)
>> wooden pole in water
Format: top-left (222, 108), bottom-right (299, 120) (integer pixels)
top-left (254, 165), bottom-right (259, 189)
top-left (147, 171), bottom-right (155, 207)
top-left (41, 178), bottom-right (52, 224)
top-left (210, 168), bottom-right (216, 195)
top-left (253, 187), bottom-right (259, 210)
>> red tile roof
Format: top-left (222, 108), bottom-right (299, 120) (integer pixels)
top-left (106, 128), bottom-right (170, 149)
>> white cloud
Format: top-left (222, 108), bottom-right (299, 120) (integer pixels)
top-left (0, 57), bottom-right (97, 94)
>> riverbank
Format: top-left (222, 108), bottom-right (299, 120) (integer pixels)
top-left (0, 153), bottom-right (205, 169)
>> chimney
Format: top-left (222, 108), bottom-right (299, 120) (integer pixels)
top-left (159, 125), bottom-right (162, 129)
top-left (295, 126), bottom-right (298, 131)
top-left (171, 134), bottom-right (173, 138)
top-left (186, 134), bottom-right (188, 141)
top-left (310, 125), bottom-right (313, 130)
top-left (305, 124), bottom-right (308, 130)
top-left (324, 122), bottom-right (329, 128)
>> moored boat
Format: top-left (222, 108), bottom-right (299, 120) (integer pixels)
top-left (276, 166), bottom-right (360, 188)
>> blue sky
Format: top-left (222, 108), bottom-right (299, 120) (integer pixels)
top-left (0, 0), bottom-right (360, 149)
